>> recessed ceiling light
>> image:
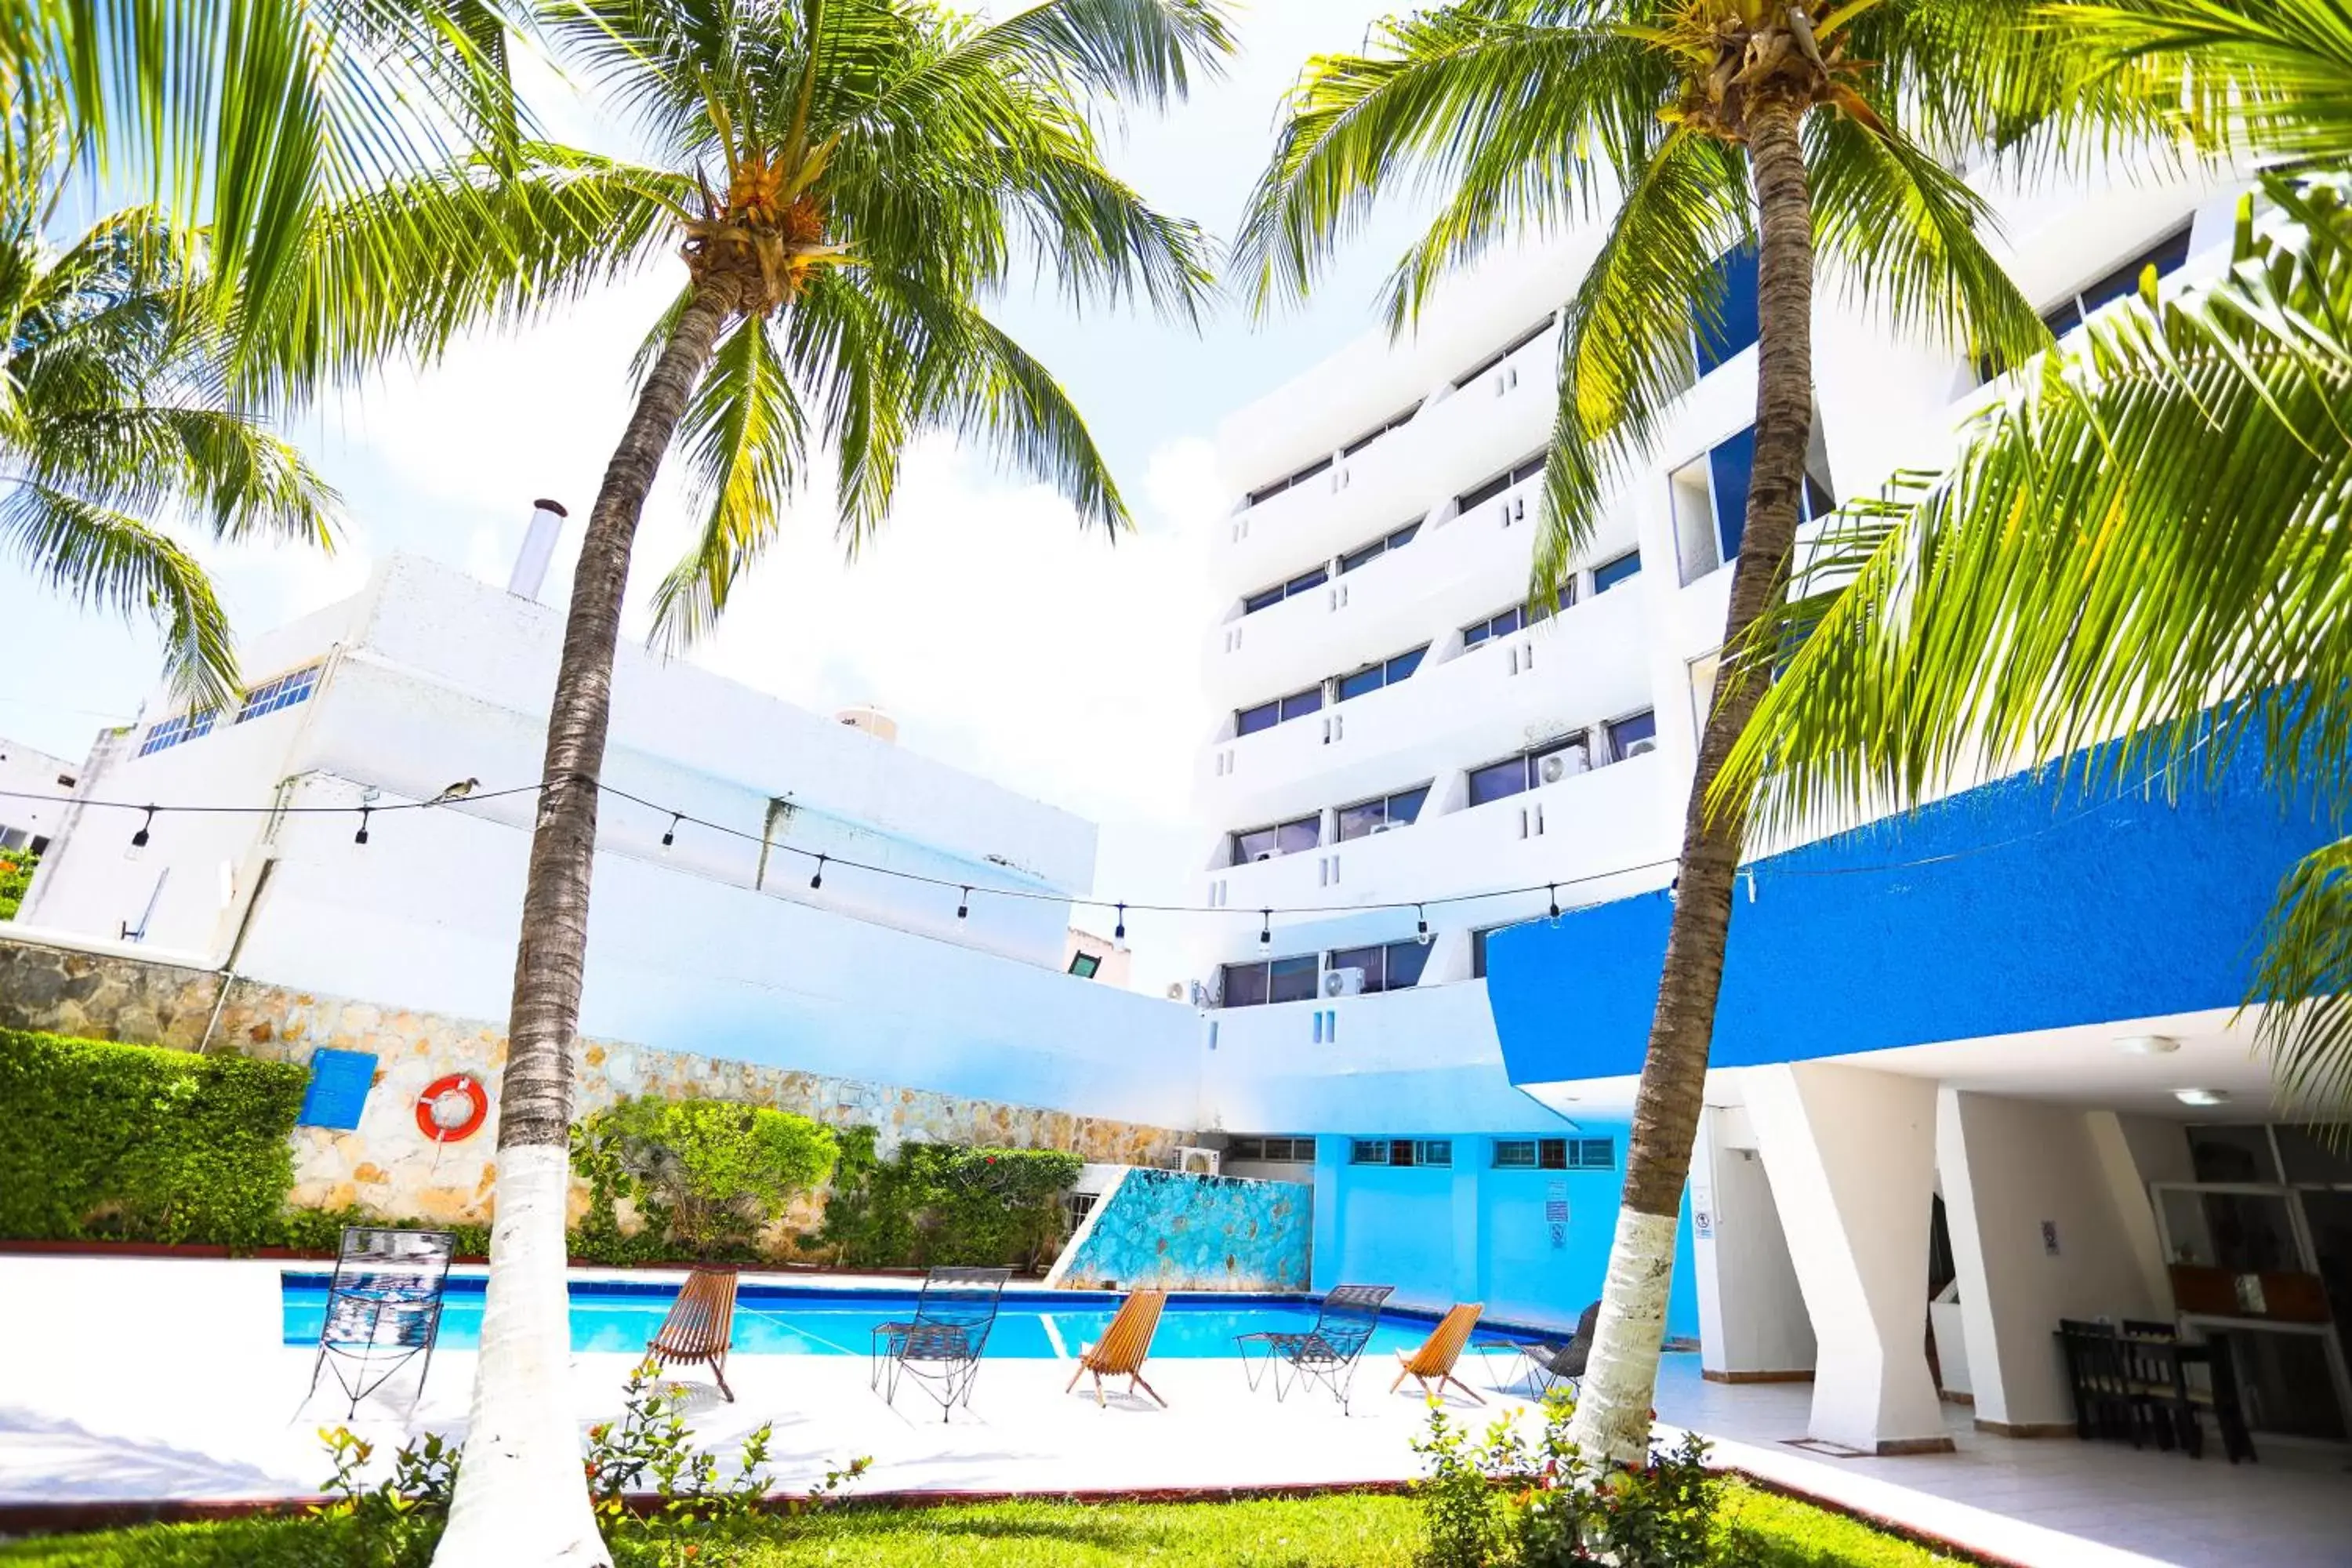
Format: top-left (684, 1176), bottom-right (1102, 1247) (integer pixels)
top-left (2174, 1087), bottom-right (2230, 1107)
top-left (2118, 1034), bottom-right (2181, 1056)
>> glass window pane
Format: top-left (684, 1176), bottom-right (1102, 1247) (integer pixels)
top-left (1388, 521), bottom-right (1421, 550)
top-left (1384, 938), bottom-right (1432, 989)
top-left (1421, 1140), bottom-right (1452, 1167)
top-left (1494, 1140), bottom-right (1535, 1169)
top-left (1330, 946), bottom-right (1383, 989)
top-left (1456, 470), bottom-right (1510, 511)
top-left (2082, 227), bottom-right (2190, 314)
top-left (2188, 1125), bottom-right (2280, 1183)
top-left (1709, 426), bottom-right (1758, 562)
top-left (1279, 688), bottom-right (1323, 721)
top-left (1610, 710), bottom-right (1658, 761)
top-left (1593, 551), bottom-right (1642, 593)
top-left (1694, 242), bottom-right (1762, 376)
top-left (1471, 928), bottom-right (1491, 978)
top-left (1269, 955), bottom-right (1320, 1004)
top-left (1468, 758), bottom-right (1527, 807)
top-left (1339, 540), bottom-right (1384, 574)
top-left (1276, 816), bottom-right (1321, 855)
top-left (2274, 1125), bottom-right (2352, 1184)
top-left (2042, 298), bottom-right (2083, 338)
top-left (1287, 566), bottom-right (1330, 595)
top-left (1244, 586), bottom-right (1285, 615)
top-left (1803, 470), bottom-right (1834, 521)
top-left (1538, 1139), bottom-right (1567, 1170)
top-left (1237, 702), bottom-right (1279, 735)
top-left (1386, 785), bottom-right (1429, 825)
top-left (1385, 645), bottom-right (1428, 683)
top-left (1221, 963), bottom-right (1269, 1007)
top-left (1350, 1139), bottom-right (1388, 1165)
top-left (1337, 800), bottom-right (1385, 841)
top-left (1337, 666), bottom-right (1385, 702)
top-left (1390, 1139), bottom-right (1417, 1167)
top-left (1462, 620), bottom-right (1492, 648)
top-left (1555, 581), bottom-right (1577, 612)
top-left (1232, 826), bottom-right (1278, 862)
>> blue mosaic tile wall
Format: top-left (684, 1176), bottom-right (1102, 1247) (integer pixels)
top-left (1054, 1168), bottom-right (1311, 1291)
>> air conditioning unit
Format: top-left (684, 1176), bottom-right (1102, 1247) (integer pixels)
top-left (1174, 1145), bottom-right (1221, 1176)
top-left (1324, 967), bottom-right (1367, 998)
top-left (1253, 850), bottom-right (1276, 862)
top-left (1188, 980), bottom-right (1214, 1009)
top-left (1368, 821), bottom-right (1403, 835)
top-left (1624, 737), bottom-right (1657, 758)
top-left (1537, 746), bottom-right (1590, 785)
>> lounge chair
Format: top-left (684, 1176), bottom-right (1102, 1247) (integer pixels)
top-left (871, 1265), bottom-right (1012, 1421)
top-left (1392, 1302), bottom-right (1486, 1403)
top-left (304, 1226), bottom-right (456, 1421)
top-left (1066, 1288), bottom-right (1169, 1408)
top-left (1236, 1283), bottom-right (1395, 1413)
top-left (647, 1267), bottom-right (739, 1402)
top-left (1475, 1299), bottom-right (1597, 1396)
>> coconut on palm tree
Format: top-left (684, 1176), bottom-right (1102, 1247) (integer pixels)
top-left (1, 113), bottom-right (338, 710)
top-left (1722, 0), bottom-right (2352, 1127)
top-left (260, 2), bottom-right (1228, 1559)
top-left (1232, 0), bottom-right (2129, 1465)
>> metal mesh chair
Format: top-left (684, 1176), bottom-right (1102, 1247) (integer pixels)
top-left (304, 1227), bottom-right (456, 1421)
top-left (1236, 1283), bottom-right (1394, 1413)
top-left (870, 1265), bottom-right (1012, 1421)
top-left (1477, 1299), bottom-right (1599, 1396)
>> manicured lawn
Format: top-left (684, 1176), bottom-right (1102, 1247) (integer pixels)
top-left (0, 1485), bottom-right (1972, 1566)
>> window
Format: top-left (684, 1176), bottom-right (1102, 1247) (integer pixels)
top-left (1455, 451), bottom-right (1548, 514)
top-left (1671, 426), bottom-right (1835, 578)
top-left (1232, 814), bottom-right (1320, 864)
top-left (1693, 242), bottom-right (1761, 376)
top-left (1229, 1135), bottom-right (1316, 1163)
top-left (1221, 954), bottom-right (1319, 1008)
top-left (1243, 563), bottom-right (1331, 615)
top-left (1341, 403), bottom-right (1423, 456)
top-left (137, 707), bottom-right (218, 757)
top-left (1470, 923), bottom-right (1526, 979)
top-left (1336, 784), bottom-right (1430, 841)
top-left (1236, 684), bottom-right (1323, 736)
top-left (1493, 1138), bottom-right (1615, 1170)
top-left (1592, 550), bottom-right (1642, 593)
top-left (1452, 314), bottom-right (1555, 390)
top-left (235, 663), bottom-right (321, 724)
top-left (1608, 710), bottom-right (1657, 762)
top-left (1327, 938), bottom-right (1433, 995)
top-left (1351, 1138), bottom-right (1453, 1167)
top-left (1468, 735), bottom-right (1591, 807)
top-left (1338, 521), bottom-right (1422, 574)
top-left (1334, 644), bottom-right (1427, 702)
top-left (1463, 584), bottom-right (1576, 649)
top-left (2043, 226), bottom-right (2191, 339)
top-left (1247, 453), bottom-right (1334, 507)
top-left (1068, 952), bottom-right (1103, 979)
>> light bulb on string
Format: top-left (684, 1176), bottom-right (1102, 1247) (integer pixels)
top-left (661, 813), bottom-right (680, 850)
top-left (1548, 884), bottom-right (1560, 922)
top-left (956, 887), bottom-right (970, 920)
top-left (1114, 904), bottom-right (1126, 941)
top-left (1259, 909), bottom-right (1272, 947)
top-left (809, 855), bottom-right (826, 891)
top-left (1415, 904), bottom-right (1430, 946)
top-left (127, 806), bottom-right (155, 859)
top-left (354, 807), bottom-right (371, 846)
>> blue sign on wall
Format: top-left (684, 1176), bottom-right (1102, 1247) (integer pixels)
top-left (1487, 739), bottom-right (2336, 1088)
top-left (298, 1048), bottom-right (379, 1130)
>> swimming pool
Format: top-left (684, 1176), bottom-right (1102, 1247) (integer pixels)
top-left (279, 1275), bottom-right (1534, 1359)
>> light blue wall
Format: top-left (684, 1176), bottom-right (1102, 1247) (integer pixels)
top-left (1487, 741), bottom-right (2334, 1084)
top-left (1307, 1128), bottom-right (1699, 1340)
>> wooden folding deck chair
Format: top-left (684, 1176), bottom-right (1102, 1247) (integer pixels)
top-left (648, 1268), bottom-right (739, 1402)
top-left (1065, 1288), bottom-right (1168, 1408)
top-left (1392, 1302), bottom-right (1485, 1403)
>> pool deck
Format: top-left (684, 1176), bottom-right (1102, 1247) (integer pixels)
top-left (2, 1257), bottom-right (2347, 1566)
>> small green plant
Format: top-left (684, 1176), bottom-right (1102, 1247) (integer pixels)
top-left (1411, 1388), bottom-right (1722, 1567)
top-left (573, 1095), bottom-right (838, 1255)
top-left (314, 1425), bottom-right (459, 1567)
top-left (0, 850), bottom-right (38, 920)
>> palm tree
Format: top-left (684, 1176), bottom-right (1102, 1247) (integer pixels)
top-left (1721, 2), bottom-right (2352, 1127)
top-left (1, 114), bottom-right (338, 710)
top-left (263, 3), bottom-right (1225, 1559)
top-left (1234, 0), bottom-right (2125, 1465)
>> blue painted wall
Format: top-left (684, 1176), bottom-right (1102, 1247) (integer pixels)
top-left (1308, 1128), bottom-right (1699, 1340)
top-left (1055, 1169), bottom-right (1311, 1291)
top-left (1489, 746), bottom-right (2333, 1085)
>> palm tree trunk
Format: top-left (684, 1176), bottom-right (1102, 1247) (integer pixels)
top-left (1564, 90), bottom-right (1815, 1468)
top-left (434, 274), bottom-right (745, 1568)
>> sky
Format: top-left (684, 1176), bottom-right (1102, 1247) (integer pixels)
top-left (0, 2), bottom-right (1436, 982)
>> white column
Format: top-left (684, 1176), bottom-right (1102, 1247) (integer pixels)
top-left (1691, 1103), bottom-right (1814, 1383)
top-left (1937, 1089), bottom-right (2161, 1435)
top-left (1746, 1062), bottom-right (1948, 1453)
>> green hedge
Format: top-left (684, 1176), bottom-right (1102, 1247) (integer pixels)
top-left (822, 1129), bottom-right (1083, 1271)
top-left (0, 1028), bottom-right (308, 1248)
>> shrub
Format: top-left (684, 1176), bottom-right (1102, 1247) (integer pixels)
top-left (1412, 1389), bottom-right (1722, 1567)
top-left (821, 1134), bottom-right (1083, 1271)
top-left (0, 850), bottom-right (37, 920)
top-left (0, 1029), bottom-right (307, 1247)
top-left (574, 1094), bottom-right (838, 1255)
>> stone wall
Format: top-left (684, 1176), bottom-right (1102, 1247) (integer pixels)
top-left (1047, 1167), bottom-right (1311, 1293)
top-left (0, 930), bottom-right (1194, 1231)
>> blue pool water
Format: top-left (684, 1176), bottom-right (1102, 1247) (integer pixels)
top-left (280, 1275), bottom-right (1537, 1359)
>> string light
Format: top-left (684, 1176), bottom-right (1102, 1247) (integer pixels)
top-left (661, 813), bottom-right (680, 849)
top-left (1415, 904), bottom-right (1430, 945)
top-left (1548, 884), bottom-right (1560, 922)
top-left (809, 855), bottom-right (826, 891)
top-left (1114, 903), bottom-right (1126, 941)
top-left (1259, 909), bottom-right (1272, 947)
top-left (354, 807), bottom-right (371, 846)
top-left (128, 806), bottom-right (155, 856)
top-left (956, 887), bottom-right (970, 920)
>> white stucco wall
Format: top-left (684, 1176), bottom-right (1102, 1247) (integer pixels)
top-left (1691, 1105), bottom-right (1814, 1380)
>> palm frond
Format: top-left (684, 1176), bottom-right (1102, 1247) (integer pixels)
top-left (920, 0), bottom-right (1232, 108)
top-left (2250, 837), bottom-right (2352, 1127)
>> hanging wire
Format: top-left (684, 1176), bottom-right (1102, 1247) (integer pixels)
top-left (354, 807), bottom-right (371, 846)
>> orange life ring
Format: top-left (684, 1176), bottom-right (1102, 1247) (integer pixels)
top-left (416, 1073), bottom-right (488, 1142)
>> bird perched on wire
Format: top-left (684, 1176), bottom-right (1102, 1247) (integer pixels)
top-left (430, 778), bottom-right (481, 804)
